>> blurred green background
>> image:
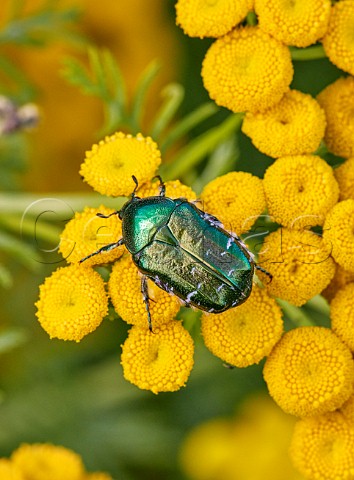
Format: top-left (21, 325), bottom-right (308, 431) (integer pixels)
top-left (0, 1), bottom-right (342, 478)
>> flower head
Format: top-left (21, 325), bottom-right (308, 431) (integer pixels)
top-left (121, 321), bottom-right (194, 394)
top-left (138, 178), bottom-right (197, 202)
top-left (317, 77), bottom-right (354, 158)
top-left (263, 326), bottom-right (354, 417)
top-left (290, 412), bottom-right (354, 480)
top-left (323, 199), bottom-right (354, 273)
top-left (330, 283), bottom-right (354, 353)
top-left (200, 171), bottom-right (266, 235)
top-left (322, 264), bottom-right (354, 302)
top-left (255, 0), bottom-right (331, 47)
top-left (35, 265), bottom-right (108, 342)
top-left (202, 26), bottom-right (293, 113)
top-left (335, 157), bottom-right (354, 201)
top-left (59, 206), bottom-right (124, 266)
top-left (176, 0), bottom-right (253, 38)
top-left (11, 444), bottom-right (85, 480)
top-left (263, 155), bottom-right (339, 229)
top-left (258, 228), bottom-right (335, 306)
top-left (108, 255), bottom-right (180, 328)
top-left (322, 0), bottom-right (354, 76)
top-left (80, 132), bottom-right (161, 196)
top-left (201, 286), bottom-right (283, 367)
top-left (242, 90), bottom-right (326, 158)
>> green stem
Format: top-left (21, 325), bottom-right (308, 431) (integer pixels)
top-left (160, 102), bottom-right (219, 153)
top-left (150, 83), bottom-right (184, 141)
top-left (162, 113), bottom-right (243, 180)
top-left (290, 45), bottom-right (326, 61)
top-left (277, 299), bottom-right (316, 327)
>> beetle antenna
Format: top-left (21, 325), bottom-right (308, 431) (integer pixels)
top-left (131, 175), bottom-right (139, 198)
top-left (152, 175), bottom-right (166, 197)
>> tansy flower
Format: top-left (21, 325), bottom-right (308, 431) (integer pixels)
top-left (180, 418), bottom-right (236, 480)
top-left (258, 228), bottom-right (335, 306)
top-left (201, 26), bottom-right (293, 113)
top-left (121, 321), bottom-right (194, 394)
top-left (36, 264), bottom-right (108, 342)
top-left (80, 132), bottom-right (161, 197)
top-left (180, 395), bottom-right (303, 480)
top-left (321, 264), bottom-right (354, 302)
top-left (138, 178), bottom-right (197, 202)
top-left (200, 171), bottom-right (266, 234)
top-left (59, 205), bottom-right (124, 267)
top-left (322, 0), bottom-right (354, 76)
top-left (255, 0), bottom-right (331, 47)
top-left (341, 393), bottom-right (354, 423)
top-left (0, 459), bottom-right (23, 480)
top-left (317, 77), bottom-right (354, 158)
top-left (263, 155), bottom-right (339, 229)
top-left (242, 90), bottom-right (326, 158)
top-left (263, 326), bottom-right (354, 417)
top-left (108, 255), bottom-right (180, 328)
top-left (323, 199), bottom-right (354, 273)
top-left (330, 283), bottom-right (354, 353)
top-left (175, 0), bottom-right (254, 38)
top-left (334, 157), bottom-right (354, 201)
top-left (11, 444), bottom-right (85, 480)
top-left (201, 286), bottom-right (283, 367)
top-left (290, 412), bottom-right (354, 480)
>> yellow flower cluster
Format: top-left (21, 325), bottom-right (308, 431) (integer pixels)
top-left (322, 0), bottom-right (354, 76)
top-left (264, 327), bottom-right (354, 418)
top-left (201, 286), bottom-right (283, 367)
top-left (200, 171), bottom-right (266, 234)
top-left (335, 157), bottom-right (354, 201)
top-left (202, 26), bottom-right (293, 113)
top-left (180, 394), bottom-right (301, 480)
top-left (317, 77), bottom-right (354, 158)
top-left (0, 443), bottom-right (113, 480)
top-left (242, 90), bottom-right (326, 158)
top-left (176, 0), bottom-right (254, 38)
top-left (80, 131), bottom-right (161, 196)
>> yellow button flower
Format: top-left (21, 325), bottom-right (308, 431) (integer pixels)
top-left (335, 157), bottom-right (354, 201)
top-left (264, 326), bottom-right (354, 417)
top-left (290, 412), bottom-right (354, 480)
top-left (341, 392), bottom-right (354, 423)
top-left (200, 171), bottom-right (266, 235)
top-left (242, 90), bottom-right (326, 158)
top-left (263, 155), bottom-right (339, 229)
top-left (255, 0), bottom-right (331, 47)
top-left (258, 228), bottom-right (335, 306)
top-left (121, 321), bottom-right (194, 394)
top-left (322, 0), bottom-right (354, 76)
top-left (11, 444), bottom-right (85, 480)
top-left (138, 178), bottom-right (197, 202)
top-left (201, 286), bottom-right (283, 367)
top-left (36, 264), bottom-right (108, 342)
top-left (317, 77), bottom-right (354, 158)
top-left (176, 0), bottom-right (254, 38)
top-left (323, 200), bottom-right (354, 273)
top-left (80, 131), bottom-right (161, 196)
top-left (330, 283), bottom-right (354, 353)
top-left (108, 255), bottom-right (180, 328)
top-left (59, 205), bottom-right (124, 267)
top-left (0, 459), bottom-right (24, 480)
top-left (202, 26), bottom-right (293, 113)
top-left (322, 264), bottom-right (354, 303)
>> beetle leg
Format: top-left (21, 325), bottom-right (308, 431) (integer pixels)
top-left (141, 275), bottom-right (153, 332)
top-left (255, 264), bottom-right (273, 284)
top-left (79, 238), bottom-right (124, 263)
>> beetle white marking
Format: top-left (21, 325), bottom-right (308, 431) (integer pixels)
top-left (226, 237), bottom-right (233, 249)
top-left (186, 290), bottom-right (198, 302)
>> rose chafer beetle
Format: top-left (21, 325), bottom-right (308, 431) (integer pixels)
top-left (81, 176), bottom-right (270, 331)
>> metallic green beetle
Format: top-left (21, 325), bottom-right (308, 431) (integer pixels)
top-left (81, 176), bottom-right (269, 331)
